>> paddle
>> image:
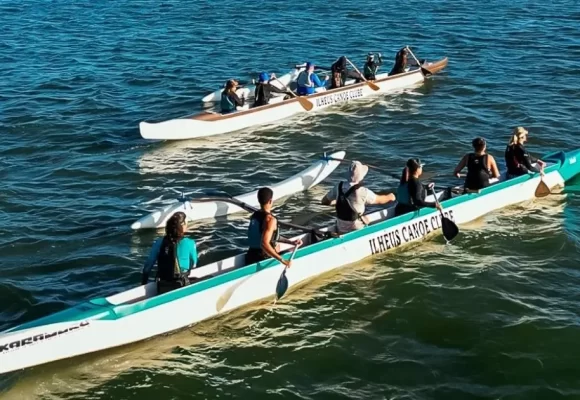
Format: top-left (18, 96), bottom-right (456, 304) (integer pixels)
top-left (274, 244), bottom-right (300, 301)
top-left (323, 155), bottom-right (439, 182)
top-left (187, 190), bottom-right (337, 239)
top-left (404, 46), bottom-right (433, 77)
top-left (345, 57), bottom-right (380, 91)
top-left (534, 176), bottom-right (551, 198)
top-left (430, 187), bottom-right (459, 242)
top-left (272, 77), bottom-right (314, 111)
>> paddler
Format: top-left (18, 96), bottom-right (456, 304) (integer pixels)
top-left (363, 52), bottom-right (382, 80)
top-left (453, 137), bottom-right (500, 191)
top-left (329, 56), bottom-right (363, 88)
top-left (253, 72), bottom-right (289, 107)
top-left (221, 79), bottom-right (245, 114)
top-left (394, 158), bottom-right (451, 216)
top-left (246, 187), bottom-right (303, 266)
top-left (389, 48), bottom-right (408, 75)
top-left (321, 161), bottom-right (396, 234)
top-left (296, 62), bottom-right (328, 95)
top-left (141, 212), bottom-right (198, 294)
top-left (505, 127), bottom-right (546, 179)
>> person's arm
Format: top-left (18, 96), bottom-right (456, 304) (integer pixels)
top-left (189, 239), bottom-right (198, 269)
top-left (230, 92), bottom-right (244, 107)
top-left (260, 215), bottom-right (298, 266)
top-left (410, 180), bottom-right (440, 209)
top-left (366, 188), bottom-right (395, 205)
top-left (488, 155), bottom-right (500, 178)
top-left (321, 186), bottom-right (337, 206)
top-left (142, 238), bottom-right (162, 284)
top-left (453, 155), bottom-right (468, 177)
top-left (311, 73), bottom-right (327, 88)
top-left (268, 84), bottom-right (288, 94)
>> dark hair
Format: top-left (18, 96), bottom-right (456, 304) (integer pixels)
top-left (400, 158), bottom-right (422, 184)
top-left (165, 212), bottom-right (186, 244)
top-left (472, 137), bottom-right (486, 152)
top-left (257, 187), bottom-right (273, 206)
top-left (225, 79), bottom-right (236, 91)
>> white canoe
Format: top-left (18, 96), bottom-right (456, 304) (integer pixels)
top-left (200, 70), bottom-right (301, 103)
top-left (1, 148), bottom-right (577, 375)
top-left (130, 150), bottom-right (346, 230)
top-left (139, 58), bottom-right (448, 141)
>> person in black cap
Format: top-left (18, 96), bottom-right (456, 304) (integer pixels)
top-left (395, 158), bottom-right (451, 216)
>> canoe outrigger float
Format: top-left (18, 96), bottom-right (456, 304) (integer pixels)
top-left (131, 150), bottom-right (346, 230)
top-left (2, 148), bottom-right (577, 375)
top-left (139, 55), bottom-right (448, 141)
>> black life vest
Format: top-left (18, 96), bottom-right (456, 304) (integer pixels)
top-left (254, 83), bottom-right (271, 107)
top-left (465, 153), bottom-right (491, 189)
top-left (336, 182), bottom-right (361, 222)
top-left (156, 237), bottom-right (182, 282)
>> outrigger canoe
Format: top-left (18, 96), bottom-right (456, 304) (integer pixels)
top-left (131, 150), bottom-right (346, 230)
top-left (2, 148), bottom-right (577, 375)
top-left (139, 57), bottom-right (448, 141)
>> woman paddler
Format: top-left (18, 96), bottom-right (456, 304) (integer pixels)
top-left (141, 212), bottom-right (198, 295)
top-left (395, 158), bottom-right (451, 216)
top-left (221, 79), bottom-right (245, 114)
top-left (505, 127), bottom-right (546, 179)
top-left (453, 137), bottom-right (500, 191)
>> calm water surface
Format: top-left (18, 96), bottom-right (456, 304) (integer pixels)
top-left (1, 0), bottom-right (580, 398)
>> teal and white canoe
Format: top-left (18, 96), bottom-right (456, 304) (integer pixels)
top-left (1, 149), bottom-right (578, 375)
top-left (130, 150), bottom-right (346, 230)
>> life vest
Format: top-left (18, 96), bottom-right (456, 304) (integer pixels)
top-left (254, 83), bottom-right (269, 107)
top-left (156, 237), bottom-right (183, 282)
top-left (296, 71), bottom-right (313, 88)
top-left (220, 90), bottom-right (236, 112)
top-left (396, 182), bottom-right (411, 205)
top-left (336, 182), bottom-right (362, 222)
top-left (465, 153), bottom-right (491, 189)
top-left (248, 210), bottom-right (279, 250)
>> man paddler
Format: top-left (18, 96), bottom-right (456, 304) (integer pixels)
top-left (321, 161), bottom-right (396, 234)
top-left (296, 62), bottom-right (328, 95)
top-left (246, 187), bottom-right (302, 266)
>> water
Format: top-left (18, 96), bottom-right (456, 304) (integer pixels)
top-left (1, 0), bottom-right (580, 398)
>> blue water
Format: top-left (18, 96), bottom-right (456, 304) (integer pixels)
top-left (1, 0), bottom-right (580, 398)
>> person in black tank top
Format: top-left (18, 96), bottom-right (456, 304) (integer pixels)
top-left (453, 137), bottom-right (500, 191)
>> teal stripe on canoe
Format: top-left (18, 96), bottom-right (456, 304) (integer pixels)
top-left (7, 149), bottom-right (579, 332)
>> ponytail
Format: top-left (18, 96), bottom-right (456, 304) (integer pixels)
top-left (400, 167), bottom-right (410, 184)
top-left (165, 212), bottom-right (186, 244)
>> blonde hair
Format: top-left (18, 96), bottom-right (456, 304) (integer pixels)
top-left (508, 126), bottom-right (528, 146)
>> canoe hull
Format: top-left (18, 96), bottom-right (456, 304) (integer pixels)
top-left (139, 58), bottom-right (448, 141)
top-left (2, 147), bottom-right (576, 375)
top-left (130, 150), bottom-right (346, 230)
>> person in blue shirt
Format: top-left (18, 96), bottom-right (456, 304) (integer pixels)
top-left (296, 62), bottom-right (328, 95)
top-left (141, 211), bottom-right (198, 295)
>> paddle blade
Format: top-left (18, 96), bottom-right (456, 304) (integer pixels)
top-left (367, 81), bottom-right (380, 91)
top-left (420, 66), bottom-right (433, 77)
top-left (535, 179), bottom-right (551, 198)
top-left (297, 96), bottom-right (314, 111)
top-left (275, 269), bottom-right (289, 300)
top-left (441, 217), bottom-right (459, 242)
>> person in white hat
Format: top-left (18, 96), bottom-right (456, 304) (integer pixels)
top-left (321, 161), bottom-right (396, 234)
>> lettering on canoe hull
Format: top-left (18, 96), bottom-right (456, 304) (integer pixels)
top-left (0, 321), bottom-right (90, 354)
top-left (315, 88), bottom-right (364, 108)
top-left (369, 211), bottom-right (455, 255)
